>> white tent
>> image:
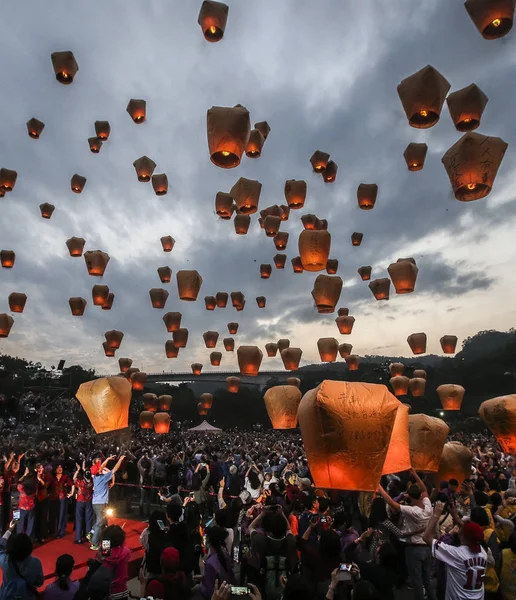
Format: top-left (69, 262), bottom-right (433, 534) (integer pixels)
top-left (188, 420), bottom-right (222, 432)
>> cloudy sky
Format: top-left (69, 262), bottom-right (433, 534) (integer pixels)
top-left (0, 0), bottom-right (515, 375)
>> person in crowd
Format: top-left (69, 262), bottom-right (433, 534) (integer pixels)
top-left (17, 468), bottom-right (37, 539)
top-left (500, 531), bottom-right (516, 600)
top-left (245, 463), bottom-right (264, 501)
top-left (96, 525), bottom-right (130, 600)
top-left (166, 503), bottom-right (193, 571)
top-left (43, 554), bottom-right (79, 600)
top-left (140, 510), bottom-right (170, 583)
top-left (197, 526), bottom-right (234, 599)
top-left (71, 464), bottom-right (94, 544)
top-left (48, 465), bottom-right (72, 539)
top-left (145, 546), bottom-right (188, 600)
top-left (184, 499), bottom-right (204, 575)
top-left (192, 462), bottom-right (211, 517)
top-left (35, 463), bottom-right (51, 543)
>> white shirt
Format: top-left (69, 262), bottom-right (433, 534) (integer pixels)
top-left (432, 539), bottom-right (488, 600)
top-left (245, 476), bottom-right (263, 500)
top-left (399, 497), bottom-right (432, 544)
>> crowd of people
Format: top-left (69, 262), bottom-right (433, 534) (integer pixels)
top-left (0, 425), bottom-right (515, 600)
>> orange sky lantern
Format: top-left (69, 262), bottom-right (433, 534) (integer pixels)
top-left (177, 270), bottom-right (203, 301)
top-left (118, 358), bottom-right (132, 373)
top-left (230, 177), bottom-right (261, 214)
top-left (133, 155), bottom-right (156, 182)
top-left (265, 343), bottom-right (278, 357)
top-left (339, 343), bottom-right (353, 358)
top-left (407, 332), bottom-right (427, 355)
top-left (264, 215), bottom-right (281, 237)
top-left (438, 442), bottom-right (473, 485)
top-left (51, 51), bottom-right (78, 84)
top-left (152, 174), bottom-right (168, 196)
top-left (317, 338), bottom-right (338, 362)
top-left (323, 161), bottom-right (338, 183)
top-left (88, 137), bottom-right (102, 153)
top-left (27, 118), bottom-right (45, 139)
top-left (390, 363), bottom-right (405, 377)
top-left (413, 369), bottom-right (427, 379)
top-left (198, 0), bottom-right (229, 41)
top-left (192, 363), bottom-right (203, 375)
top-left (312, 275), bottom-right (342, 313)
top-left (390, 376), bottom-right (410, 396)
top-left (440, 335), bottom-right (458, 354)
top-left (163, 312), bottom-right (182, 332)
top-left (284, 179), bottom-right (307, 209)
top-left (255, 121), bottom-right (271, 139)
top-left (203, 331), bottom-right (219, 348)
top-left (210, 352), bottom-right (222, 366)
top-left (437, 384), bottom-right (466, 410)
top-left (234, 215), bottom-right (251, 235)
top-left (351, 232), bottom-right (363, 246)
top-left (76, 377), bottom-right (131, 434)
top-left (338, 308), bottom-right (349, 317)
top-left (446, 83), bottom-right (488, 131)
top-left (126, 99), bottom-right (146, 123)
top-left (139, 411), bottom-right (154, 430)
top-left (131, 371), bottom-right (147, 391)
top-left (479, 395), bottom-right (516, 454)
top-left (281, 347), bottom-right (302, 370)
top-left (291, 257), bottom-right (303, 273)
top-left (224, 338), bottom-right (235, 351)
top-left (165, 341), bottom-right (179, 358)
top-left (0, 314), bottom-right (14, 338)
top-left (256, 296), bottom-right (266, 308)
top-left (69, 297), bottom-right (87, 316)
top-left (94, 120), bottom-right (111, 140)
top-left (357, 184), bottom-right (378, 210)
top-left (215, 192), bottom-right (234, 219)
top-left (336, 315), bottom-right (355, 335)
top-left (71, 174), bottom-right (86, 193)
top-left (228, 322), bottom-right (239, 334)
top-left (154, 413), bottom-right (171, 434)
top-left (274, 254), bottom-right (286, 269)
top-left (207, 105), bottom-right (250, 168)
top-left (299, 230), bottom-right (331, 272)
top-left (388, 258), bottom-right (419, 294)
top-left (246, 128), bottom-right (265, 158)
top-left (310, 150), bottom-right (330, 173)
top-left (403, 142), bottom-right (428, 171)
top-left (149, 288), bottom-right (169, 309)
top-left (158, 267), bottom-right (172, 284)
top-left (161, 236), bottom-right (175, 252)
top-left (8, 293), bottom-right (27, 314)
top-left (369, 278), bottom-right (391, 301)
top-left (103, 341), bottom-right (115, 357)
top-left (0, 169), bottom-right (17, 192)
top-left (1, 250), bottom-right (15, 268)
top-left (104, 330), bottom-right (124, 350)
top-left (216, 292), bottom-right (228, 308)
top-left (274, 232), bottom-right (289, 251)
top-left (159, 395), bottom-right (172, 411)
top-left (264, 385), bottom-right (302, 429)
top-left (143, 393), bottom-right (158, 413)
top-left (409, 377), bottom-right (426, 397)
top-left (205, 296), bottom-right (216, 310)
top-left (84, 250), bottom-right (110, 277)
top-left (260, 264), bottom-right (272, 279)
top-left (173, 328), bottom-right (189, 348)
top-left (409, 414), bottom-right (449, 471)
top-left (464, 0), bottom-right (515, 39)
top-left (40, 203), bottom-right (55, 219)
top-left (237, 346), bottom-right (263, 376)
top-left (345, 355), bottom-right (360, 370)
top-left (227, 376), bottom-right (240, 393)
top-left (326, 259), bottom-right (338, 274)
top-left (66, 237), bottom-right (86, 257)
top-left (92, 285), bottom-right (109, 306)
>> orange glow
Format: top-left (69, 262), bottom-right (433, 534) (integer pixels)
top-left (492, 18), bottom-right (501, 27)
top-left (463, 118), bottom-right (472, 123)
top-left (467, 183), bottom-right (476, 190)
top-left (419, 110), bottom-right (428, 117)
top-left (61, 72), bottom-right (69, 79)
top-left (135, 115), bottom-right (143, 122)
top-left (221, 150), bottom-right (230, 156)
top-left (411, 162), bottom-right (419, 167)
top-left (209, 25), bottom-right (217, 34)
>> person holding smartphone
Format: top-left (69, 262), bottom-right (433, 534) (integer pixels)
top-left (96, 525), bottom-right (130, 599)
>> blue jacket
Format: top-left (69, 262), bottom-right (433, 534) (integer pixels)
top-left (0, 537), bottom-right (44, 600)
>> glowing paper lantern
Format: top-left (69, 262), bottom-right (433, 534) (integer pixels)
top-left (246, 129), bottom-right (265, 158)
top-left (264, 215), bottom-right (281, 238)
top-left (317, 338), bottom-right (338, 363)
top-left (104, 330), bottom-right (124, 350)
top-left (210, 352), bottom-right (222, 366)
top-left (71, 174), bottom-right (86, 193)
top-left (177, 270), bottom-right (203, 301)
top-left (281, 348), bottom-right (302, 370)
top-left (8, 293), bottom-right (26, 314)
top-left (338, 308), bottom-right (349, 317)
top-left (227, 376), bottom-right (240, 393)
top-left (274, 232), bottom-right (289, 251)
top-left (203, 331), bottom-right (219, 348)
top-left (230, 177), bottom-right (261, 214)
top-left (404, 143), bottom-right (428, 172)
top-left (326, 259), bottom-right (338, 275)
top-left (127, 99), bottom-right (146, 123)
top-left (260, 264), bottom-right (272, 279)
top-left (131, 372), bottom-right (147, 391)
top-left (1, 250), bottom-right (15, 268)
top-left (274, 254), bottom-right (286, 269)
top-left (256, 296), bottom-right (266, 308)
top-left (388, 258), bottom-right (419, 294)
top-left (389, 363), bottom-right (405, 377)
top-left (76, 377), bottom-right (131, 434)
top-left (102, 293), bottom-right (114, 311)
top-left (323, 161), bottom-right (338, 183)
top-left (198, 0), bottom-right (229, 42)
top-left (345, 355), bottom-right (360, 370)
top-left (191, 363), bottom-right (203, 375)
top-left (301, 214), bottom-right (319, 230)
top-left (165, 341), bottom-right (179, 358)
top-left (357, 184), bottom-right (378, 210)
top-left (390, 376), bottom-right (410, 397)
top-left (278, 339), bottom-right (290, 353)
top-left (441, 132), bottom-right (508, 201)
top-left (440, 335), bottom-right (458, 354)
top-left (311, 275), bottom-right (342, 314)
top-left (216, 292), bottom-right (228, 308)
top-left (149, 288), bottom-right (169, 309)
top-left (94, 121), bottom-right (110, 141)
top-left (198, 403), bottom-right (208, 416)
top-left (464, 0), bottom-right (515, 39)
top-left (291, 257), bottom-right (304, 273)
top-left (338, 343), bottom-right (353, 358)
top-left (173, 328), bottom-right (189, 348)
top-left (264, 385), bottom-right (302, 429)
top-left (154, 413), bottom-right (171, 434)
top-left (69, 297), bottom-right (87, 316)
top-left (397, 65), bottom-right (450, 129)
top-left (27, 118), bottom-right (45, 139)
top-left (351, 232), bottom-right (363, 246)
top-left (133, 156), bottom-right (156, 182)
top-left (0, 169), bottom-right (17, 192)
top-left (479, 395), bottom-right (516, 453)
top-left (92, 285), bottom-right (109, 306)
top-left (237, 346), bottom-right (263, 376)
top-left (118, 358), bottom-right (132, 373)
top-left (139, 411), bottom-right (154, 429)
top-left (205, 296), bottom-right (216, 311)
top-left (216, 192), bottom-right (234, 219)
top-left (409, 378), bottom-right (426, 397)
top-left (284, 179), bottom-right (307, 210)
top-left (224, 338), bottom-right (235, 351)
top-left (299, 230), bottom-right (331, 272)
top-left (84, 251), bottom-right (110, 277)
top-left (88, 137), bottom-right (102, 153)
top-left (413, 369), bottom-right (427, 379)
top-left (207, 105), bottom-right (250, 168)
top-left (446, 84), bottom-right (488, 132)
top-left (298, 381), bottom-right (400, 491)
top-left (161, 236), bottom-right (175, 252)
top-left (234, 215), bottom-right (251, 235)
top-left (66, 237), bottom-right (86, 257)
top-left (310, 150), bottom-right (330, 172)
top-left (265, 343), bottom-right (278, 357)
top-left (369, 278), bottom-right (391, 301)
top-left (287, 377), bottom-right (301, 388)
top-left (408, 414), bottom-right (449, 472)
top-left (51, 51), bottom-right (78, 84)
top-left (0, 314), bottom-right (14, 338)
top-left (40, 203), bottom-right (55, 219)
top-left (280, 205), bottom-right (290, 221)
top-left (437, 384), bottom-right (466, 411)
top-left (255, 121), bottom-right (271, 139)
top-left (382, 403), bottom-right (411, 475)
top-left (159, 395), bottom-right (172, 411)
top-left (163, 312), bottom-right (182, 332)
top-left (152, 174), bottom-right (168, 196)
top-left (143, 393), bottom-right (158, 412)
top-left (228, 322), bottom-right (239, 334)
top-left (158, 267), bottom-right (172, 284)
top-left (336, 316), bottom-right (355, 335)
top-left (407, 333), bottom-right (427, 355)
top-left (437, 442), bottom-right (473, 485)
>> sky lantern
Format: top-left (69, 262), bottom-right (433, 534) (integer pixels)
top-left (479, 395), bottom-right (516, 453)
top-left (161, 236), bottom-right (175, 252)
top-left (284, 179), bottom-right (307, 209)
top-left (413, 369), bottom-right (427, 379)
top-left (446, 84), bottom-right (488, 132)
top-left (299, 230), bottom-right (331, 271)
top-left (298, 381), bottom-right (399, 491)
top-left (409, 414), bottom-right (450, 471)
top-left (281, 347), bottom-right (302, 370)
top-left (154, 413), bottom-right (171, 434)
top-left (215, 192), bottom-right (234, 219)
top-left (66, 237), bottom-right (86, 257)
top-left (407, 332), bottom-right (427, 355)
top-left (224, 337), bottom-right (235, 351)
top-left (338, 343), bottom-right (353, 358)
top-left (152, 174), bottom-right (168, 196)
top-left (0, 314), bottom-right (14, 338)
top-left (274, 254), bottom-right (286, 269)
top-left (207, 105), bottom-right (250, 168)
top-left (441, 335), bottom-right (459, 354)
top-left (69, 297), bottom-right (87, 316)
top-left (92, 285), bottom-right (109, 306)
top-left (310, 150), bottom-right (330, 173)
top-left (287, 377), bottom-right (301, 388)
top-left (0, 169), bottom-right (17, 192)
top-left (143, 393), bottom-right (158, 412)
top-left (133, 156), bottom-right (156, 182)
top-left (264, 385), bottom-right (302, 429)
top-left (102, 293), bottom-right (115, 311)
top-left (158, 266), bottom-right (172, 284)
top-left (357, 184), bottom-right (378, 210)
top-left (165, 341), bottom-right (179, 358)
top-left (94, 120), bottom-right (110, 140)
top-left (409, 377), bottom-right (426, 397)
top-left (312, 275), bottom-right (342, 314)
top-left (198, 0), bottom-right (229, 41)
top-left (200, 393), bottom-right (213, 409)
top-left (84, 250), bottom-right (110, 277)
top-left (149, 288), bottom-right (169, 309)
top-left (368, 278), bottom-right (391, 301)
top-left (397, 65), bottom-right (450, 129)
top-left (205, 296), bottom-right (216, 310)
top-left (234, 215), bottom-right (251, 235)
top-left (216, 292), bottom-right (228, 307)
top-left (280, 205), bottom-right (290, 221)
top-left (278, 339), bottom-right (290, 353)
top-left (403, 143), bottom-right (428, 172)
top-left (464, 0), bottom-right (515, 39)
top-left (71, 174), bottom-right (86, 193)
top-left (388, 258), bottom-right (419, 294)
top-left (203, 331), bottom-right (219, 348)
top-left (173, 328), bottom-right (189, 348)
top-left (118, 358), bottom-right (132, 373)
top-left (437, 384), bottom-right (466, 410)
top-left (382, 403), bottom-right (412, 475)
top-left (51, 51), bottom-right (78, 84)
top-left (357, 266), bottom-right (372, 281)
top-left (237, 346), bottom-right (263, 376)
top-left (326, 259), bottom-right (338, 274)
top-left (265, 343), bottom-right (278, 357)
top-left (104, 330), bottom-right (124, 350)
top-left (192, 363), bottom-right (203, 375)
top-left (76, 377), bottom-right (131, 434)
top-left (390, 376), bottom-right (410, 396)
top-left (317, 338), bottom-right (338, 362)
top-left (88, 137), bottom-right (102, 153)
top-left (1, 250), bottom-right (15, 269)
top-left (163, 312), bottom-right (182, 332)
top-left (210, 352), bottom-right (222, 366)
top-left (291, 257), bottom-right (303, 273)
top-left (255, 121), bottom-right (271, 139)
top-left (437, 442), bottom-right (473, 486)
top-left (139, 411), bottom-right (154, 430)
top-left (260, 264), bottom-right (272, 279)
top-left (40, 203), bottom-right (55, 219)
top-left (227, 376), bottom-right (240, 393)
top-left (301, 214), bottom-right (320, 230)
top-left (131, 371), bottom-right (147, 391)
top-left (256, 296), bottom-right (266, 308)
top-left (351, 232), bottom-right (363, 247)
top-left (27, 118), bottom-right (45, 139)
top-left (126, 98), bottom-right (146, 123)
top-left (390, 363), bottom-right (405, 377)
top-left (323, 161), bottom-right (338, 183)
top-left (338, 308), bottom-right (349, 316)
top-left (159, 395), bottom-right (172, 410)
top-left (264, 215), bottom-right (281, 237)
top-left (227, 322), bottom-right (239, 335)
top-left (198, 403), bottom-right (208, 416)
top-left (102, 343), bottom-right (114, 358)
top-left (124, 367), bottom-right (139, 381)
top-left (336, 315), bottom-right (355, 335)
top-left (274, 232), bottom-right (289, 251)
top-left (246, 129), bottom-right (265, 158)
top-left (177, 270), bottom-right (203, 301)
top-left (345, 355), bottom-right (360, 370)
top-left (230, 177), bottom-right (262, 214)
top-left (442, 132), bottom-right (508, 201)
top-left (8, 293), bottom-right (26, 314)
top-left (231, 292), bottom-right (245, 308)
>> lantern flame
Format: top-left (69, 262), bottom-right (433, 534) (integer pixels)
top-left (419, 110), bottom-right (428, 117)
top-left (221, 150), bottom-right (230, 156)
top-left (492, 18), bottom-right (501, 27)
top-left (209, 25), bottom-right (217, 33)
top-left (467, 183), bottom-right (476, 190)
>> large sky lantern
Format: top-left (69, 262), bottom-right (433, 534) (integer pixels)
top-left (264, 215), bottom-right (281, 237)
top-left (118, 358), bottom-right (132, 373)
top-left (369, 278), bottom-right (391, 301)
top-left (413, 369), bottom-right (427, 379)
top-left (8, 293), bottom-right (27, 314)
top-left (27, 117), bottom-right (45, 139)
top-left (326, 259), bottom-right (338, 275)
top-left (301, 214), bottom-right (320, 230)
top-left (104, 329), bottom-right (124, 350)
top-left (317, 338), bottom-right (339, 362)
top-left (203, 331), bottom-right (219, 348)
top-left (397, 65), bottom-right (451, 129)
top-left (382, 403), bottom-right (412, 475)
top-left (215, 192), bottom-right (234, 220)
top-left (228, 322), bottom-right (239, 335)
top-left (205, 296), bottom-right (217, 311)
top-left (442, 132), bottom-right (508, 201)
top-left (227, 376), bottom-right (240, 393)
top-left (103, 342), bottom-right (115, 357)
top-left (323, 160), bottom-right (338, 183)
top-left (389, 362), bottom-right (405, 377)
top-left (163, 311), bottom-right (182, 332)
top-left (335, 315), bottom-right (355, 335)
top-left (40, 203), bottom-right (55, 219)
top-left (69, 297), bottom-right (87, 316)
top-left (139, 411), bottom-right (154, 430)
top-left (284, 179), bottom-right (307, 210)
top-left (287, 377), bottom-right (301, 388)
top-left (152, 174), bottom-right (168, 196)
top-left (159, 395), bottom-right (172, 411)
top-left (479, 395), bottom-right (516, 454)
top-left (198, 0), bottom-right (229, 42)
top-left (0, 169), bottom-right (17, 192)
top-left (310, 150), bottom-right (330, 173)
top-left (230, 292), bottom-right (245, 308)
top-left (177, 270), bottom-right (203, 301)
top-left (126, 98), bottom-right (146, 123)
top-left (161, 236), bottom-right (175, 252)
top-left (256, 296), bottom-right (266, 308)
top-left (234, 215), bottom-right (251, 235)
top-left (409, 377), bottom-right (426, 397)
top-left (154, 413), bottom-right (171, 435)
top-left (124, 367), bottom-right (140, 381)
top-left (156, 267), bottom-right (172, 284)
top-left (280, 205), bottom-right (290, 221)
top-left (464, 0), bottom-right (515, 39)
top-left (133, 156), bottom-right (156, 182)
top-left (207, 105), bottom-right (250, 168)
top-left (312, 275), bottom-right (343, 314)
top-left (437, 384), bottom-right (466, 410)
top-left (291, 257), bottom-right (304, 273)
top-left (388, 258), bottom-right (419, 294)
top-left (403, 142), bottom-right (428, 171)
top-left (224, 337), bottom-right (235, 351)
top-left (149, 288), bottom-right (169, 309)
top-left (216, 292), bottom-right (228, 308)
top-left (357, 183), bottom-right (378, 210)
top-left (198, 403), bottom-right (208, 416)
top-left (407, 332), bottom-right (427, 355)
top-left (438, 442), bottom-right (473, 485)
top-left (246, 129), bottom-right (265, 158)
top-left (230, 177), bottom-right (262, 214)
top-left (260, 264), bottom-right (272, 279)
top-left (237, 346), bottom-right (264, 376)
top-left (0, 314), bottom-right (14, 338)
top-left (440, 335), bottom-right (458, 354)
top-left (191, 363), bottom-right (203, 375)
top-left (102, 293), bottom-right (115, 311)
top-left (357, 266), bottom-right (372, 282)
top-left (446, 83), bottom-right (488, 132)
top-left (173, 327), bottom-right (189, 348)
top-left (298, 381), bottom-right (400, 491)
top-left (92, 285), bottom-right (109, 306)
top-left (210, 351), bottom-right (222, 366)
top-left (71, 174), bottom-right (86, 193)
top-left (165, 340), bottom-right (179, 358)
top-left (274, 254), bottom-right (287, 269)
top-left (66, 237), bottom-right (86, 258)
top-left (277, 338), bottom-right (290, 353)
top-left (51, 50), bottom-right (78, 84)
top-left (299, 229), bottom-right (331, 271)
top-left (88, 137), bottom-right (102, 153)
top-left (265, 342), bottom-right (278, 357)
top-left (281, 347), bottom-right (302, 370)
top-left (94, 120), bottom-right (111, 141)
top-left (200, 393), bottom-right (213, 409)
top-left (338, 343), bottom-right (353, 358)
top-left (351, 232), bottom-right (363, 247)
top-left (345, 355), bottom-right (360, 370)
top-left (1, 250), bottom-right (15, 268)
top-left (143, 393), bottom-right (158, 412)
top-left (409, 414), bottom-right (450, 471)
top-left (390, 376), bottom-right (410, 396)
top-left (255, 121), bottom-right (271, 139)
top-left (84, 250), bottom-right (110, 277)
top-left (338, 307), bottom-right (349, 317)
top-left (76, 376), bottom-right (131, 434)
top-left (131, 371), bottom-right (147, 391)
top-left (274, 232), bottom-right (289, 251)
top-left (264, 385), bottom-right (303, 429)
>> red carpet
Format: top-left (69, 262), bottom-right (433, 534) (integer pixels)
top-left (0, 517), bottom-right (146, 591)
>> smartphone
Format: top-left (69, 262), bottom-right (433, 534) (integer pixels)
top-left (12, 510), bottom-right (20, 521)
top-left (157, 520), bottom-right (166, 531)
top-left (320, 516), bottom-right (327, 523)
top-left (189, 492), bottom-right (195, 499)
top-left (339, 563), bottom-right (353, 582)
top-left (101, 540), bottom-right (111, 557)
top-left (231, 586), bottom-right (250, 596)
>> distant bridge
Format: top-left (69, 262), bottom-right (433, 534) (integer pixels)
top-left (143, 370), bottom-right (296, 387)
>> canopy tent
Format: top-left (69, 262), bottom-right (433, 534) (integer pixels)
top-left (188, 420), bottom-right (222, 432)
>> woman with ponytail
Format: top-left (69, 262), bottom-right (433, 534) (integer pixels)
top-left (198, 525), bottom-right (235, 599)
top-left (43, 554), bottom-right (78, 599)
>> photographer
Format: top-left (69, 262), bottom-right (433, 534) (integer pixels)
top-left (96, 525), bottom-right (130, 600)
